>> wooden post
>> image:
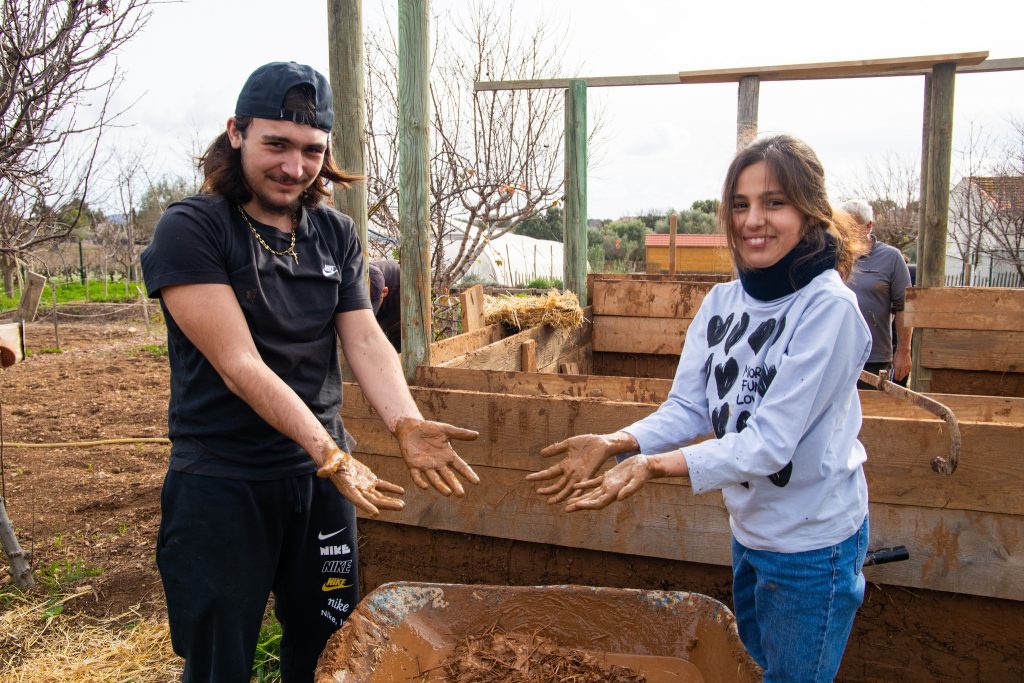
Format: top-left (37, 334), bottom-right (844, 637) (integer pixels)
top-left (0, 497), bottom-right (33, 589)
top-left (920, 63), bottom-right (955, 289)
top-left (737, 75), bottom-right (760, 150)
top-left (16, 271), bottom-right (46, 322)
top-left (327, 0), bottom-right (369, 258)
top-left (668, 213), bottom-right (678, 275)
top-left (564, 79), bottom-right (588, 306)
top-left (459, 284), bottom-right (485, 333)
top-left (521, 339), bottom-right (538, 372)
top-left (398, 0), bottom-right (431, 379)
top-left (911, 73), bottom-right (932, 391)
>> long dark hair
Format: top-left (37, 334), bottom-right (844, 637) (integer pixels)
top-left (198, 85), bottom-right (362, 208)
top-left (719, 135), bottom-right (867, 280)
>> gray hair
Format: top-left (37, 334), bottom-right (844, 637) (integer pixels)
top-left (840, 199), bottom-right (874, 225)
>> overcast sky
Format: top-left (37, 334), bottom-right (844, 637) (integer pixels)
top-left (102, 0), bottom-right (1024, 219)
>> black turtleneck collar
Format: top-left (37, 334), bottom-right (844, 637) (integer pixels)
top-left (738, 232), bottom-right (838, 301)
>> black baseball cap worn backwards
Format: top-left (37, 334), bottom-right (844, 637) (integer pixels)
top-left (235, 62), bottom-right (334, 132)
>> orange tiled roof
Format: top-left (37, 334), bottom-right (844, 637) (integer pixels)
top-left (968, 176), bottom-right (1024, 212)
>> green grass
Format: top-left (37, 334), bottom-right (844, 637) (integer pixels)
top-left (37, 559), bottom-right (105, 595)
top-left (524, 276), bottom-right (563, 289)
top-left (0, 278), bottom-right (142, 311)
top-left (252, 612), bottom-right (282, 682)
top-left (136, 343), bottom-right (168, 358)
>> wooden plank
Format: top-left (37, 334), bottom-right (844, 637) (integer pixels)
top-left (354, 456), bottom-right (1024, 602)
top-left (921, 328), bottom-right (1024, 372)
top-left (414, 366), bottom-right (672, 403)
top-left (919, 63), bottom-right (956, 288)
top-left (906, 288), bottom-right (1024, 332)
top-left (475, 52), bottom-right (1008, 91)
top-left (593, 315), bottom-right (689, 355)
top-left (737, 75), bottom-right (759, 150)
top-left (16, 271), bottom-right (46, 322)
top-left (437, 320), bottom-right (592, 371)
top-left (550, 343), bottom-right (591, 375)
top-left (458, 284), bottom-right (485, 333)
top-left (429, 324), bottom-right (505, 365)
top-left (858, 391), bottom-right (1024, 423)
top-left (520, 339), bottom-right (537, 372)
top-left (592, 280), bottom-right (714, 318)
top-left (343, 385), bottom-right (1024, 516)
top-left (676, 51), bottom-right (988, 84)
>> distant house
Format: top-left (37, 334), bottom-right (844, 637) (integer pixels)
top-left (946, 176), bottom-right (1024, 287)
top-left (645, 233), bottom-right (732, 275)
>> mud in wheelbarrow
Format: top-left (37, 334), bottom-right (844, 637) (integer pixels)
top-left (315, 582), bottom-right (761, 682)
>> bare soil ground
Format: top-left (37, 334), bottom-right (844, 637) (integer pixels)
top-left (0, 319), bottom-right (170, 620)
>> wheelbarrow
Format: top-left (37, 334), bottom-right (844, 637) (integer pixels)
top-left (315, 582), bottom-right (761, 682)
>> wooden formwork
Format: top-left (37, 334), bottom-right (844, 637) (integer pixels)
top-left (906, 287), bottom-right (1024, 397)
top-left (346, 273), bottom-right (1024, 681)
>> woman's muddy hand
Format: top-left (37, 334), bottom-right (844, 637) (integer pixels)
top-left (564, 454), bottom-right (654, 512)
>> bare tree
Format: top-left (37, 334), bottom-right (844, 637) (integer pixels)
top-left (839, 154), bottom-right (920, 254)
top-left (365, 3), bottom-right (581, 290)
top-left (0, 0), bottom-right (154, 295)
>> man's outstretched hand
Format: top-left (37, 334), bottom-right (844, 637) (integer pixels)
top-left (317, 447), bottom-right (405, 516)
top-left (393, 417), bottom-right (480, 496)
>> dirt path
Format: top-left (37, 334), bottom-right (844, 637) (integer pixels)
top-left (0, 321), bottom-right (170, 619)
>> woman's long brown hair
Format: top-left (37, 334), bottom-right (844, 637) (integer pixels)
top-left (718, 135), bottom-right (867, 280)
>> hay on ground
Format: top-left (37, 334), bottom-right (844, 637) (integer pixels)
top-left (0, 591), bottom-right (180, 682)
top-left (484, 289), bottom-right (584, 330)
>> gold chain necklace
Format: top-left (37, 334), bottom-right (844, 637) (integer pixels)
top-left (238, 205), bottom-right (299, 264)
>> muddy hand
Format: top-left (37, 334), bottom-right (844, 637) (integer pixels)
top-left (393, 417), bottom-right (480, 496)
top-left (318, 448), bottom-right (405, 516)
top-left (565, 455), bottom-right (653, 512)
top-left (526, 433), bottom-right (620, 504)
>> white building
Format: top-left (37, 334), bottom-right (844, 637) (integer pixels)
top-left (945, 176), bottom-right (1024, 287)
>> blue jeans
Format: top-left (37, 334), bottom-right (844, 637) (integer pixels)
top-left (731, 517), bottom-right (868, 682)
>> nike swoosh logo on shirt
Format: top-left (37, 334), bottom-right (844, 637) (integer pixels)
top-left (318, 527), bottom-right (347, 540)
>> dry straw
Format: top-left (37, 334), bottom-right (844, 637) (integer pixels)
top-left (483, 289), bottom-right (584, 330)
top-left (0, 592), bottom-right (180, 682)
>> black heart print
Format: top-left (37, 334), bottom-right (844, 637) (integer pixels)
top-left (714, 357), bottom-right (739, 399)
top-left (773, 316), bottom-right (787, 344)
top-left (712, 402), bottom-right (730, 438)
top-left (756, 365), bottom-right (777, 397)
top-left (703, 354), bottom-right (714, 388)
top-left (707, 313), bottom-right (734, 347)
top-left (736, 410), bottom-right (752, 489)
top-left (747, 318), bottom-right (777, 353)
top-left (724, 312), bottom-right (750, 354)
top-left (768, 462), bottom-right (793, 487)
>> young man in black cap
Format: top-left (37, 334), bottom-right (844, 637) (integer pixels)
top-left (141, 62), bottom-right (480, 682)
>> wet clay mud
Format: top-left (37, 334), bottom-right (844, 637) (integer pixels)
top-left (315, 583), bottom-right (758, 683)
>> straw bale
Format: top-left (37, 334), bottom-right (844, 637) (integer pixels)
top-left (483, 289), bottom-right (584, 330)
top-left (0, 594), bottom-right (180, 682)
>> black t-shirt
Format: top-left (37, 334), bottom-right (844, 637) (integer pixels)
top-left (140, 194), bottom-right (371, 479)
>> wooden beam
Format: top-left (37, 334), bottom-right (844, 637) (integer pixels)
top-left (927, 369), bottom-right (1024, 398)
top-left (918, 62), bottom-right (956, 289)
top-left (667, 213), bottom-right (678, 274)
top-left (564, 80), bottom-right (588, 306)
top-left (737, 75), bottom-right (759, 150)
top-left (475, 51), bottom-right (996, 91)
top-left (520, 339), bottom-right (537, 372)
top-left (458, 284), bottom-right (486, 333)
top-left (912, 72), bottom-right (933, 392)
top-left (327, 0), bottom-right (368, 255)
top-left (676, 52), bottom-right (987, 84)
top-left (592, 279), bottom-right (714, 318)
top-left (428, 323), bottom-right (506, 365)
top-left (437, 319), bottom-right (592, 371)
top-left (415, 366), bottom-right (673, 403)
top-left (593, 316), bottom-right (689, 355)
top-left (16, 271), bottom-right (46, 322)
top-left (905, 288), bottom-right (1024, 331)
top-left (398, 0), bottom-right (432, 379)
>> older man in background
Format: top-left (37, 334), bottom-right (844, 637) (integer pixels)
top-left (841, 199), bottom-right (914, 388)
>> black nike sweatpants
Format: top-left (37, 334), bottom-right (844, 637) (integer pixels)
top-left (156, 469), bottom-right (360, 683)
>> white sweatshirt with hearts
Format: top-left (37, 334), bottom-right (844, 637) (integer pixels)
top-left (623, 269), bottom-right (871, 553)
